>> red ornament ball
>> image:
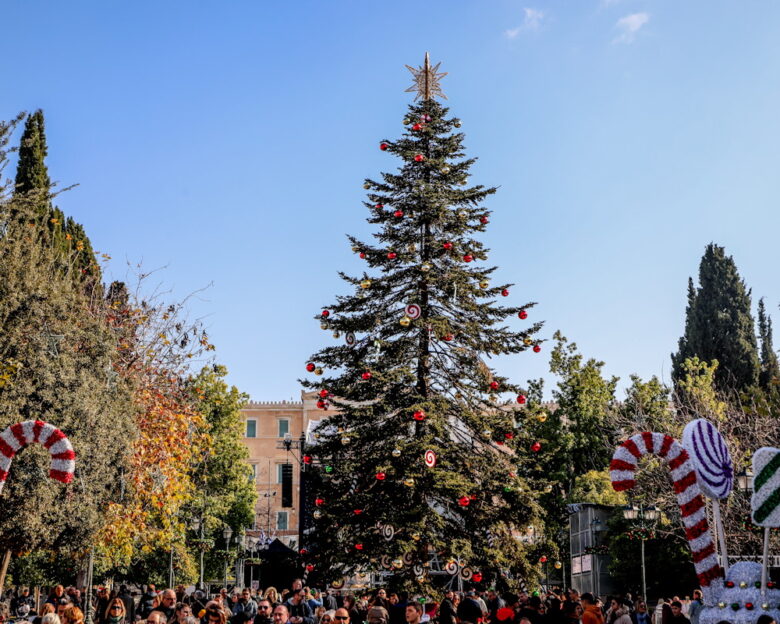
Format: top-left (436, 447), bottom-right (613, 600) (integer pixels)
top-left (321, 310), bottom-right (330, 318)
top-left (458, 496), bottom-right (471, 507)
top-left (472, 572), bottom-right (483, 583)
top-left (489, 381), bottom-right (499, 391)
top-left (376, 472), bottom-right (386, 481)
top-left (516, 395), bottom-right (527, 405)
top-left (306, 564), bottom-right (315, 572)
top-left (315, 497), bottom-right (325, 506)
top-left (387, 252), bottom-right (397, 260)
top-left (412, 123), bottom-right (423, 131)
top-left (533, 345), bottom-right (541, 353)
top-left (316, 400), bottom-right (327, 409)
top-left (463, 254), bottom-right (474, 263)
top-left (539, 556), bottom-right (548, 563)
top-left (746, 604), bottom-right (754, 611)
top-left (299, 548), bottom-right (308, 555)
top-left (414, 154), bottom-right (425, 162)
top-left (375, 203), bottom-right (384, 209)
top-left (413, 410), bottom-right (426, 421)
top-left (380, 143), bottom-right (388, 151)
top-left (359, 252), bottom-right (366, 259)
top-left (531, 442), bottom-right (542, 453)
top-left (443, 242), bottom-right (453, 250)
top-left (306, 363), bottom-right (316, 372)
top-left (319, 389), bottom-right (329, 398)
top-left (353, 509), bottom-right (363, 515)
top-left (303, 455), bottom-right (312, 464)
top-left (394, 210), bottom-right (404, 218)
top-left (501, 289), bottom-right (509, 297)
top-left (355, 543), bottom-right (364, 551)
top-left (518, 310), bottom-right (528, 320)
top-left (480, 216), bottom-right (489, 224)
top-left (443, 334), bottom-right (454, 342)
top-left (504, 432), bottom-right (514, 440)
top-left (726, 581), bottom-right (735, 588)
top-left (361, 371), bottom-right (372, 380)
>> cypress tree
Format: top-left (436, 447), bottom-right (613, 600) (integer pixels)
top-left (671, 243), bottom-right (760, 393)
top-left (757, 298), bottom-right (780, 388)
top-left (14, 110), bottom-right (101, 289)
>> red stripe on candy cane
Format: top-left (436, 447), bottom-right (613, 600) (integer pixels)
top-left (609, 459), bottom-right (635, 472)
top-left (641, 432), bottom-right (654, 453)
top-left (623, 438), bottom-right (642, 459)
top-left (659, 435), bottom-right (675, 458)
top-left (32, 420), bottom-right (44, 443)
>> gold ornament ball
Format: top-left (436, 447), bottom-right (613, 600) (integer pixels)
top-left (479, 280), bottom-right (489, 290)
top-left (320, 322), bottom-right (328, 330)
top-left (718, 603), bottom-right (726, 610)
top-left (360, 279), bottom-right (372, 289)
top-left (536, 414), bottom-right (548, 423)
top-left (392, 559), bottom-right (403, 569)
top-left (352, 245), bottom-right (360, 252)
top-left (392, 448), bottom-right (402, 457)
top-left (483, 429), bottom-right (492, 437)
top-left (363, 183), bottom-right (371, 190)
top-left (544, 484), bottom-right (553, 493)
top-left (403, 118), bottom-right (411, 125)
top-left (404, 478), bottom-right (415, 487)
top-left (554, 561), bottom-right (562, 569)
top-left (457, 210), bottom-right (467, 219)
top-left (411, 532), bottom-right (421, 541)
top-left (454, 120), bottom-right (462, 128)
top-left (400, 316), bottom-right (411, 327)
top-left (341, 436), bottom-right (351, 445)
top-left (421, 263), bottom-right (431, 272)
top-left (459, 178), bottom-right (468, 186)
top-left (524, 338), bottom-right (532, 346)
top-left (416, 576), bottom-right (425, 583)
top-left (314, 367), bottom-right (324, 376)
top-left (762, 604), bottom-right (771, 611)
top-left (313, 510), bottom-right (322, 519)
top-left (440, 166), bottom-right (451, 174)
top-left (332, 331), bottom-right (341, 338)
top-left (740, 582), bottom-right (748, 589)
top-left (408, 243), bottom-right (417, 253)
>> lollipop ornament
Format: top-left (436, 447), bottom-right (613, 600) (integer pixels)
top-left (683, 419), bottom-right (734, 576)
top-left (751, 447), bottom-right (780, 593)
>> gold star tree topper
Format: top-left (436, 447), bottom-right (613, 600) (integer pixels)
top-left (405, 52), bottom-right (447, 101)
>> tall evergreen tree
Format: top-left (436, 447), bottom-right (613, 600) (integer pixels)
top-left (13, 110), bottom-right (101, 288)
top-left (757, 298), bottom-right (780, 388)
top-left (302, 56), bottom-right (546, 588)
top-left (671, 243), bottom-right (760, 392)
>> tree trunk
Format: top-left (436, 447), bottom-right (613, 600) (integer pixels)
top-left (0, 549), bottom-right (12, 595)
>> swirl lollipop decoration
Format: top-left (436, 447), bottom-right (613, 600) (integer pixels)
top-left (0, 420), bottom-right (76, 495)
top-left (345, 332), bottom-right (356, 347)
top-left (683, 419), bottom-right (734, 576)
top-left (424, 449), bottom-right (437, 468)
top-left (405, 304), bottom-right (421, 320)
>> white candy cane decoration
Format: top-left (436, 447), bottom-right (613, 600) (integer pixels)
top-left (610, 432), bottom-right (722, 594)
top-left (0, 420), bottom-right (76, 495)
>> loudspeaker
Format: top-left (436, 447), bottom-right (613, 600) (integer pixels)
top-left (281, 464), bottom-right (293, 508)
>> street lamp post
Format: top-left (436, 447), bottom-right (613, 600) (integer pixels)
top-left (623, 505), bottom-right (659, 602)
top-left (223, 526), bottom-right (233, 589)
top-left (235, 529), bottom-right (246, 589)
top-left (192, 516), bottom-right (205, 590)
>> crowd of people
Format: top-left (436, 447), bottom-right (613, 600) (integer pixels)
top-left (1, 583), bottom-right (774, 624)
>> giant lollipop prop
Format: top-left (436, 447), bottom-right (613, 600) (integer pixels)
top-left (751, 447), bottom-right (780, 593)
top-left (0, 420), bottom-right (75, 495)
top-left (683, 419), bottom-right (734, 576)
top-left (611, 432), bottom-right (723, 601)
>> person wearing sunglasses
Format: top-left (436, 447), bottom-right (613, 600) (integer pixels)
top-left (333, 610), bottom-right (350, 624)
top-left (105, 600), bottom-right (127, 624)
top-left (254, 600), bottom-right (273, 624)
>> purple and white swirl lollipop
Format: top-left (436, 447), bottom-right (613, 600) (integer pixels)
top-left (682, 418), bottom-right (733, 500)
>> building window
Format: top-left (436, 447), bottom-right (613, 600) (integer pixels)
top-left (278, 419), bottom-right (289, 438)
top-left (246, 419), bottom-right (257, 438)
top-left (249, 464), bottom-right (257, 484)
top-left (277, 511), bottom-right (288, 530)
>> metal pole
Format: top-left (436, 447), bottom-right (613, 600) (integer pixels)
top-left (641, 537), bottom-right (647, 602)
top-left (298, 433), bottom-right (306, 551)
top-left (84, 548), bottom-right (95, 624)
top-left (224, 548), bottom-right (229, 589)
top-left (169, 546), bottom-right (175, 588)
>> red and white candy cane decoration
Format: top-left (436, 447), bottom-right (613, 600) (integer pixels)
top-left (0, 420), bottom-right (76, 495)
top-left (610, 432), bottom-right (722, 590)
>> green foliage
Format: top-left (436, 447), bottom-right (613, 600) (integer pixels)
top-left (549, 331), bottom-right (618, 478)
top-left (14, 110), bottom-right (51, 202)
top-left (757, 298), bottom-right (780, 389)
top-left (570, 470), bottom-right (627, 507)
top-left (672, 244), bottom-right (760, 393)
top-left (303, 98), bottom-right (545, 588)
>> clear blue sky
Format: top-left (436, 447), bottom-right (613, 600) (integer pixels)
top-left (3, 1), bottom-right (780, 401)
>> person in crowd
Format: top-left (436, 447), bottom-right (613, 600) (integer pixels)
top-left (34, 603), bottom-right (56, 624)
top-left (13, 587), bottom-right (36, 615)
top-left (518, 596), bottom-right (542, 624)
top-left (103, 600), bottom-right (127, 624)
top-left (686, 592), bottom-right (702, 624)
top-left (139, 586), bottom-right (159, 620)
top-left (322, 592), bottom-right (337, 613)
top-left (562, 601), bottom-right (582, 624)
top-left (367, 596), bottom-right (389, 624)
top-left (285, 589), bottom-right (314, 624)
top-left (177, 604), bottom-right (194, 624)
top-left (148, 612), bottom-right (169, 624)
top-left (667, 603), bottom-right (689, 624)
top-left (273, 606), bottom-right (291, 624)
top-left (305, 590), bottom-right (322, 614)
top-left (438, 590), bottom-right (457, 624)
top-left (264, 590), bottom-right (280, 610)
top-left (543, 598), bottom-right (565, 624)
top-left (342, 597), bottom-right (360, 624)
top-left (333, 609), bottom-right (350, 624)
top-left (404, 604), bottom-right (422, 624)
top-left (152, 591), bottom-right (178, 623)
top-left (255, 599), bottom-right (274, 624)
top-left (756, 616), bottom-right (777, 624)
top-left (606, 599), bottom-right (631, 624)
top-left (205, 607), bottom-right (227, 624)
top-left (47, 587), bottom-right (66, 606)
top-left (486, 591), bottom-right (505, 624)
top-left (388, 593), bottom-right (407, 624)
top-left (581, 594), bottom-right (603, 624)
top-left (115, 586), bottom-right (135, 623)
top-left (55, 599), bottom-right (71, 622)
top-left (62, 605), bottom-right (84, 624)
top-left (456, 591), bottom-right (483, 624)
top-left (632, 602), bottom-right (651, 624)
top-left (233, 590), bottom-right (257, 620)
top-left (42, 613), bottom-right (62, 624)
top-left (319, 611), bottom-right (336, 624)
top-left (291, 582), bottom-right (304, 594)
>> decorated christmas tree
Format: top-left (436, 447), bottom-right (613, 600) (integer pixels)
top-left (302, 55), bottom-right (546, 588)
